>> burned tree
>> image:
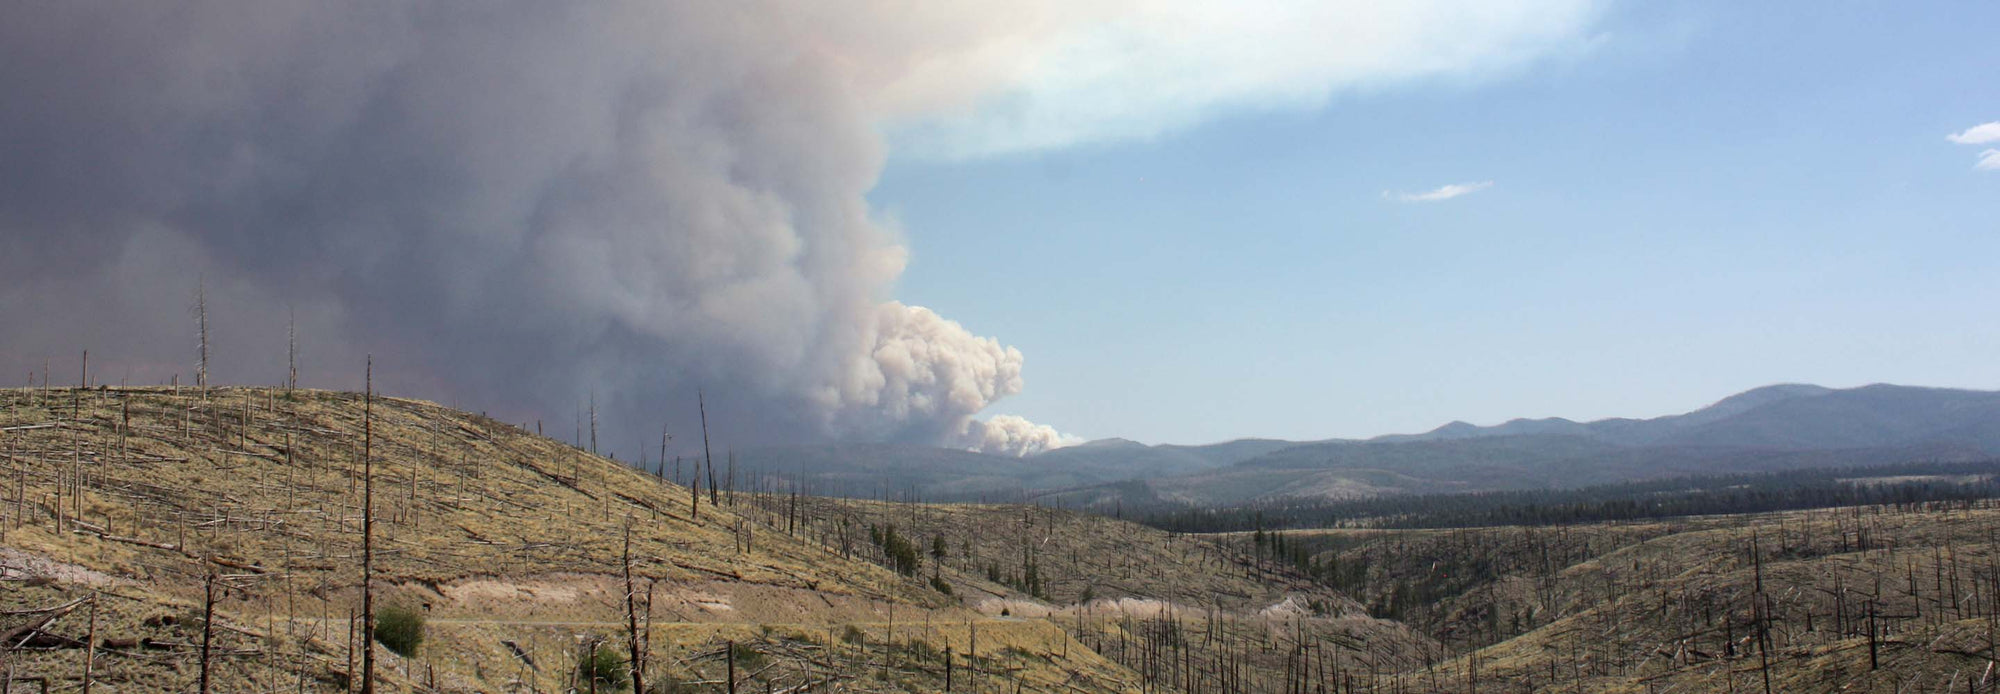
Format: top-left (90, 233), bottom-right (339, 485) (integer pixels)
top-left (194, 277), bottom-right (209, 389)
top-left (361, 356), bottom-right (378, 694)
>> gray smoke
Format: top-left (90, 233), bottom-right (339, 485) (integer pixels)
top-left (0, 1), bottom-right (1072, 454)
top-left (0, 1), bottom-right (1601, 455)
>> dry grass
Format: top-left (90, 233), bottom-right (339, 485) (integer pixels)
top-left (767, 495), bottom-right (1442, 692)
top-left (0, 386), bottom-right (1143, 692)
top-left (1294, 504), bottom-right (2000, 692)
top-left (18, 384), bottom-right (1989, 691)
top-left (780, 496), bottom-right (1358, 610)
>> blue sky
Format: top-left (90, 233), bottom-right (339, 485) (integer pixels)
top-left (871, 2), bottom-right (2000, 444)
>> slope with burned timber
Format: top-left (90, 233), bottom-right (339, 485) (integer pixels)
top-left (1226, 501), bottom-right (2000, 692)
top-left (32, 385), bottom-right (1996, 691)
top-left (753, 494), bottom-right (1438, 691)
top-left (0, 386), bottom-right (1148, 693)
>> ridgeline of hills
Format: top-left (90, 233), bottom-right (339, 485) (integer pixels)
top-left (740, 383), bottom-right (2000, 506)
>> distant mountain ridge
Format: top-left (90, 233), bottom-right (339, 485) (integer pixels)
top-left (1365, 383), bottom-right (2000, 450)
top-left (1130, 383), bottom-right (2000, 506)
top-left (737, 383), bottom-right (2000, 505)
top-left (1368, 383), bottom-right (1839, 445)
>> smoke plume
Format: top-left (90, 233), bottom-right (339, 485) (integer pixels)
top-left (0, 1), bottom-right (1600, 455)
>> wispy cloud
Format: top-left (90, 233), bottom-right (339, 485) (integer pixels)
top-left (887, 1), bottom-right (1609, 158)
top-left (1948, 122), bottom-right (2000, 145)
top-left (1385, 181), bottom-right (1495, 203)
top-left (1950, 122), bottom-right (2000, 171)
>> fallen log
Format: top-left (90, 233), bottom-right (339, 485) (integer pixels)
top-left (1, 598), bottom-right (86, 650)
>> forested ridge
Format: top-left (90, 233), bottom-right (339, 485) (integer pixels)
top-left (1140, 459), bottom-right (2000, 533)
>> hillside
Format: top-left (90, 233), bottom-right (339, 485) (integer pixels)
top-left (1239, 501), bottom-right (2000, 692)
top-left (1, 385), bottom-right (1437, 693)
top-left (12, 383), bottom-right (2000, 692)
top-left (739, 494), bottom-right (1439, 691)
top-left (0, 386), bottom-right (1151, 692)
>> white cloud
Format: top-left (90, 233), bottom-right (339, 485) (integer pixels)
top-left (1948, 122), bottom-right (2000, 145)
top-left (1948, 123), bottom-right (2000, 171)
top-left (877, 0), bottom-right (1609, 158)
top-left (1385, 181), bottom-right (1495, 203)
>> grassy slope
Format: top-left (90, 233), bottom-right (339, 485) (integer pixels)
top-left (1264, 503), bottom-right (2000, 692)
top-left (0, 386), bottom-right (1139, 693)
top-left (20, 384), bottom-right (1987, 691)
top-left (772, 495), bottom-right (1439, 691)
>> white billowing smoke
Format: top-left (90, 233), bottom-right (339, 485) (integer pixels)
top-left (818, 302), bottom-right (1078, 455)
top-left (0, 1), bottom-right (1602, 456)
top-left (823, 303), bottom-right (1023, 438)
top-left (951, 415), bottom-right (1084, 458)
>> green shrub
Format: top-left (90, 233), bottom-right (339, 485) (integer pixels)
top-left (373, 605), bottom-right (424, 657)
top-left (578, 642), bottom-right (630, 692)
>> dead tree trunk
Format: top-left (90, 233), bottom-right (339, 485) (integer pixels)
top-left (360, 357), bottom-right (376, 694)
top-left (623, 524), bottom-right (646, 694)
top-left (287, 307), bottom-right (297, 391)
top-left (195, 277), bottom-right (208, 389)
top-left (699, 391), bottom-right (716, 512)
top-left (1752, 533), bottom-right (1772, 694)
top-left (200, 572), bottom-right (216, 694)
top-left (81, 592), bottom-right (97, 694)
